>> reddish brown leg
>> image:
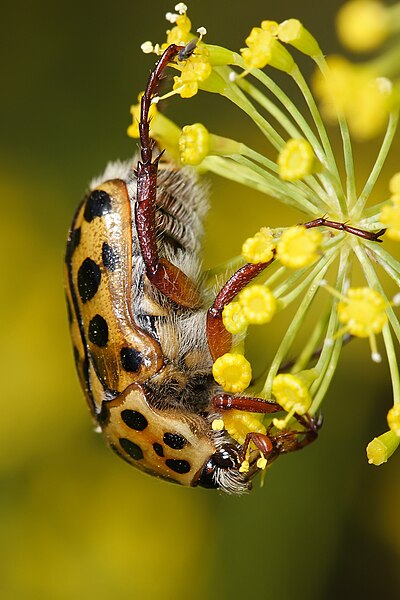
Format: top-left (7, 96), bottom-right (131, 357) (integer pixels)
top-left (136, 42), bottom-right (200, 308)
top-left (304, 217), bottom-right (386, 242)
top-left (213, 394), bottom-right (282, 414)
top-left (214, 394), bottom-right (320, 459)
top-left (239, 432), bottom-right (273, 462)
top-left (207, 259), bottom-right (275, 360)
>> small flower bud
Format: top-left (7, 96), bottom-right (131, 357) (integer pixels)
top-left (367, 430), bottom-right (400, 465)
top-left (278, 19), bottom-right (322, 57)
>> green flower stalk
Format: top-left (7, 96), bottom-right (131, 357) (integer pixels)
top-left (129, 2), bottom-right (400, 466)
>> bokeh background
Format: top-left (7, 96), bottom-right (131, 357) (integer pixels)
top-left (2, 0), bottom-right (400, 598)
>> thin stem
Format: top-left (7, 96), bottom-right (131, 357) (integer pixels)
top-left (351, 110), bottom-right (400, 219)
top-left (310, 246), bottom-right (351, 412)
top-left (261, 260), bottom-right (330, 397)
top-left (291, 310), bottom-right (330, 373)
top-left (313, 57), bottom-right (355, 214)
top-left (242, 146), bottom-right (332, 212)
top-left (276, 243), bottom-right (340, 308)
top-left (353, 240), bottom-right (400, 346)
top-left (292, 64), bottom-right (346, 212)
top-left (233, 155), bottom-right (325, 215)
top-left (363, 240), bottom-right (400, 286)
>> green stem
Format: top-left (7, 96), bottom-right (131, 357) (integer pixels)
top-left (261, 258), bottom-right (331, 397)
top-left (313, 57), bottom-right (355, 214)
top-left (242, 146), bottom-right (332, 212)
top-left (310, 246), bottom-right (351, 413)
top-left (351, 110), bottom-right (399, 219)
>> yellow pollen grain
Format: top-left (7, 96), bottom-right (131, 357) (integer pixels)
top-left (223, 410), bottom-right (266, 446)
top-left (179, 123), bottom-right (210, 165)
top-left (222, 302), bottom-right (248, 335)
top-left (211, 419), bottom-right (225, 432)
top-left (272, 373), bottom-right (312, 414)
top-left (242, 227), bottom-right (275, 264)
top-left (212, 353), bottom-right (252, 394)
top-left (278, 138), bottom-right (317, 181)
top-left (337, 287), bottom-right (387, 337)
top-left (276, 226), bottom-right (322, 269)
top-left (238, 285), bottom-right (276, 325)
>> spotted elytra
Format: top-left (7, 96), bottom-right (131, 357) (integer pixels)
top-left (65, 42), bottom-right (319, 493)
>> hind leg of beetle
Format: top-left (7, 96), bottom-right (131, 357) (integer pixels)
top-left (206, 259), bottom-right (275, 360)
top-left (136, 43), bottom-right (201, 308)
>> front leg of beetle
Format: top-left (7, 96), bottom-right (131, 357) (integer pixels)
top-left (135, 158), bottom-right (200, 308)
top-left (206, 259), bottom-right (275, 360)
top-left (135, 42), bottom-right (201, 309)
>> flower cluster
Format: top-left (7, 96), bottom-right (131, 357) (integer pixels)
top-left (130, 3), bottom-right (400, 468)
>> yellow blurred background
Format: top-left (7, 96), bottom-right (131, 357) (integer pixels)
top-left (1, 0), bottom-right (400, 598)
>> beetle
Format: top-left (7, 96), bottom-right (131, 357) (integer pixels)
top-left (65, 42), bottom-right (319, 493)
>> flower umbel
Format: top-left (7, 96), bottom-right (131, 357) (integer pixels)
top-left (134, 4), bottom-right (400, 469)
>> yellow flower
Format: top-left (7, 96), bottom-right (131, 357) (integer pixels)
top-left (276, 226), bottom-right (322, 269)
top-left (212, 353), bottom-right (252, 393)
top-left (313, 57), bottom-right (394, 140)
top-left (380, 200), bottom-right (400, 241)
top-left (127, 95), bottom-right (182, 160)
top-left (222, 410), bottom-right (266, 446)
top-left (367, 430), bottom-right (400, 465)
top-left (238, 285), bottom-right (276, 325)
top-left (387, 404), bottom-right (400, 437)
top-left (337, 287), bottom-right (387, 338)
top-left (166, 12), bottom-right (192, 46)
top-left (242, 227), bottom-right (275, 264)
top-left (211, 419), bottom-right (225, 432)
top-left (179, 123), bottom-right (209, 165)
top-left (172, 52), bottom-right (212, 98)
top-left (389, 172), bottom-right (400, 196)
top-left (222, 302), bottom-right (248, 335)
top-left (239, 460), bottom-right (250, 473)
top-left (278, 19), bottom-right (322, 57)
top-left (272, 371), bottom-right (314, 430)
top-left (278, 138), bottom-right (320, 181)
top-left (240, 25), bottom-right (294, 73)
top-left (336, 1), bottom-right (389, 53)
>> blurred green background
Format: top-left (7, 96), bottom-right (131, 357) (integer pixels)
top-left (1, 0), bottom-right (400, 598)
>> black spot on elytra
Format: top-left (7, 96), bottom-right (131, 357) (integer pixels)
top-left (102, 242), bottom-right (119, 271)
top-left (119, 438), bottom-right (144, 460)
top-left (121, 409), bottom-right (148, 431)
top-left (165, 459), bottom-right (191, 474)
top-left (88, 314), bottom-right (109, 347)
top-left (65, 227), bottom-right (81, 262)
top-left (77, 258), bottom-right (101, 303)
top-left (153, 443), bottom-right (164, 457)
top-left (84, 190), bottom-right (112, 222)
top-left (73, 345), bottom-right (80, 366)
top-left (120, 347), bottom-right (143, 372)
top-left (163, 432), bottom-right (187, 450)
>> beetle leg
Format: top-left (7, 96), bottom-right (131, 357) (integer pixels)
top-left (206, 259), bottom-right (275, 360)
top-left (239, 432), bottom-right (274, 462)
top-left (303, 217), bottom-right (386, 242)
top-left (213, 393), bottom-right (282, 414)
top-left (136, 42), bottom-right (201, 308)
